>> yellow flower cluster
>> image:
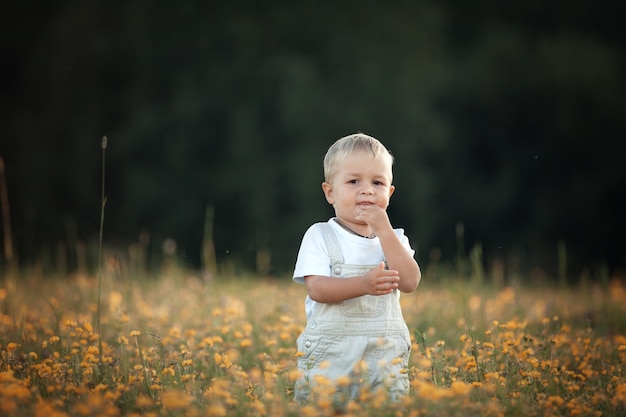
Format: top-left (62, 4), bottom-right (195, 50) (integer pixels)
top-left (0, 272), bottom-right (625, 416)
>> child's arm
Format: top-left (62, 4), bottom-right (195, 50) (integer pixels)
top-left (357, 206), bottom-right (421, 293)
top-left (376, 228), bottom-right (421, 293)
top-left (304, 262), bottom-right (400, 303)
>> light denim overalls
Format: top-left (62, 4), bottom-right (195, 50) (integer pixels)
top-left (295, 223), bottom-right (411, 404)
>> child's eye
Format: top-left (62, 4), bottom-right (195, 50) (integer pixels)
top-left (348, 179), bottom-right (358, 184)
top-left (373, 180), bottom-right (384, 186)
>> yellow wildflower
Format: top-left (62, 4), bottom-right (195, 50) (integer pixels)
top-left (450, 381), bottom-right (471, 395)
top-left (206, 403), bottom-right (227, 417)
top-left (161, 390), bottom-right (192, 410)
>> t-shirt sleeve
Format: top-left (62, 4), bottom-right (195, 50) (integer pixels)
top-left (396, 228), bottom-right (416, 257)
top-left (292, 224), bottom-right (331, 284)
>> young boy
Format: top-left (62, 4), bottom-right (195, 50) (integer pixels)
top-left (293, 133), bottom-right (421, 405)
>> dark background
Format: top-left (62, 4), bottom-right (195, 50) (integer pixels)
top-left (1, 1), bottom-right (625, 279)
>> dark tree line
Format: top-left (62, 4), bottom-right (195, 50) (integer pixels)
top-left (1, 1), bottom-right (625, 279)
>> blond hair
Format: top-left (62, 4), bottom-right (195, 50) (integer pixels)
top-left (323, 133), bottom-right (394, 182)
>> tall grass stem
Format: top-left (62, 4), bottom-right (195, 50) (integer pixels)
top-left (0, 154), bottom-right (16, 276)
top-left (97, 136), bottom-right (108, 375)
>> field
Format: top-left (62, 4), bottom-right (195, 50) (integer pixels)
top-left (1, 267), bottom-right (625, 417)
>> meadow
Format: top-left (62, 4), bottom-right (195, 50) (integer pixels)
top-left (1, 265), bottom-right (625, 417)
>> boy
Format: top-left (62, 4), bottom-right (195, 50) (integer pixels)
top-left (293, 133), bottom-right (421, 405)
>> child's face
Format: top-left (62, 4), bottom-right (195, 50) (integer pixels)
top-left (322, 150), bottom-right (395, 233)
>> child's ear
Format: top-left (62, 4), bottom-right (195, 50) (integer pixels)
top-left (389, 184), bottom-right (396, 198)
top-left (322, 182), bottom-right (334, 205)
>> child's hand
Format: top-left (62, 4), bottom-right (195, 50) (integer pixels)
top-left (356, 205), bottom-right (392, 236)
top-left (361, 262), bottom-right (399, 296)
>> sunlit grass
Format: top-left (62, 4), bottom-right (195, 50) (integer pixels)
top-left (1, 269), bottom-right (625, 416)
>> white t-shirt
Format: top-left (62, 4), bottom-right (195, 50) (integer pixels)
top-left (293, 218), bottom-right (415, 319)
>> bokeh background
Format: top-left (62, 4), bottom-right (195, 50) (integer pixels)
top-left (1, 1), bottom-right (624, 280)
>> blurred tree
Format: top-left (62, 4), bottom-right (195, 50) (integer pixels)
top-left (1, 0), bottom-right (624, 278)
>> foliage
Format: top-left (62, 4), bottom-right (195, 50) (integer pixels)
top-left (1, 1), bottom-right (625, 275)
top-left (1, 267), bottom-right (625, 416)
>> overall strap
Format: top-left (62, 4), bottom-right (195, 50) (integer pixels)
top-left (319, 223), bottom-right (344, 275)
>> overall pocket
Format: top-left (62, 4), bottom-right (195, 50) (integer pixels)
top-left (336, 264), bottom-right (388, 318)
top-left (340, 294), bottom-right (388, 318)
top-left (297, 332), bottom-right (336, 370)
